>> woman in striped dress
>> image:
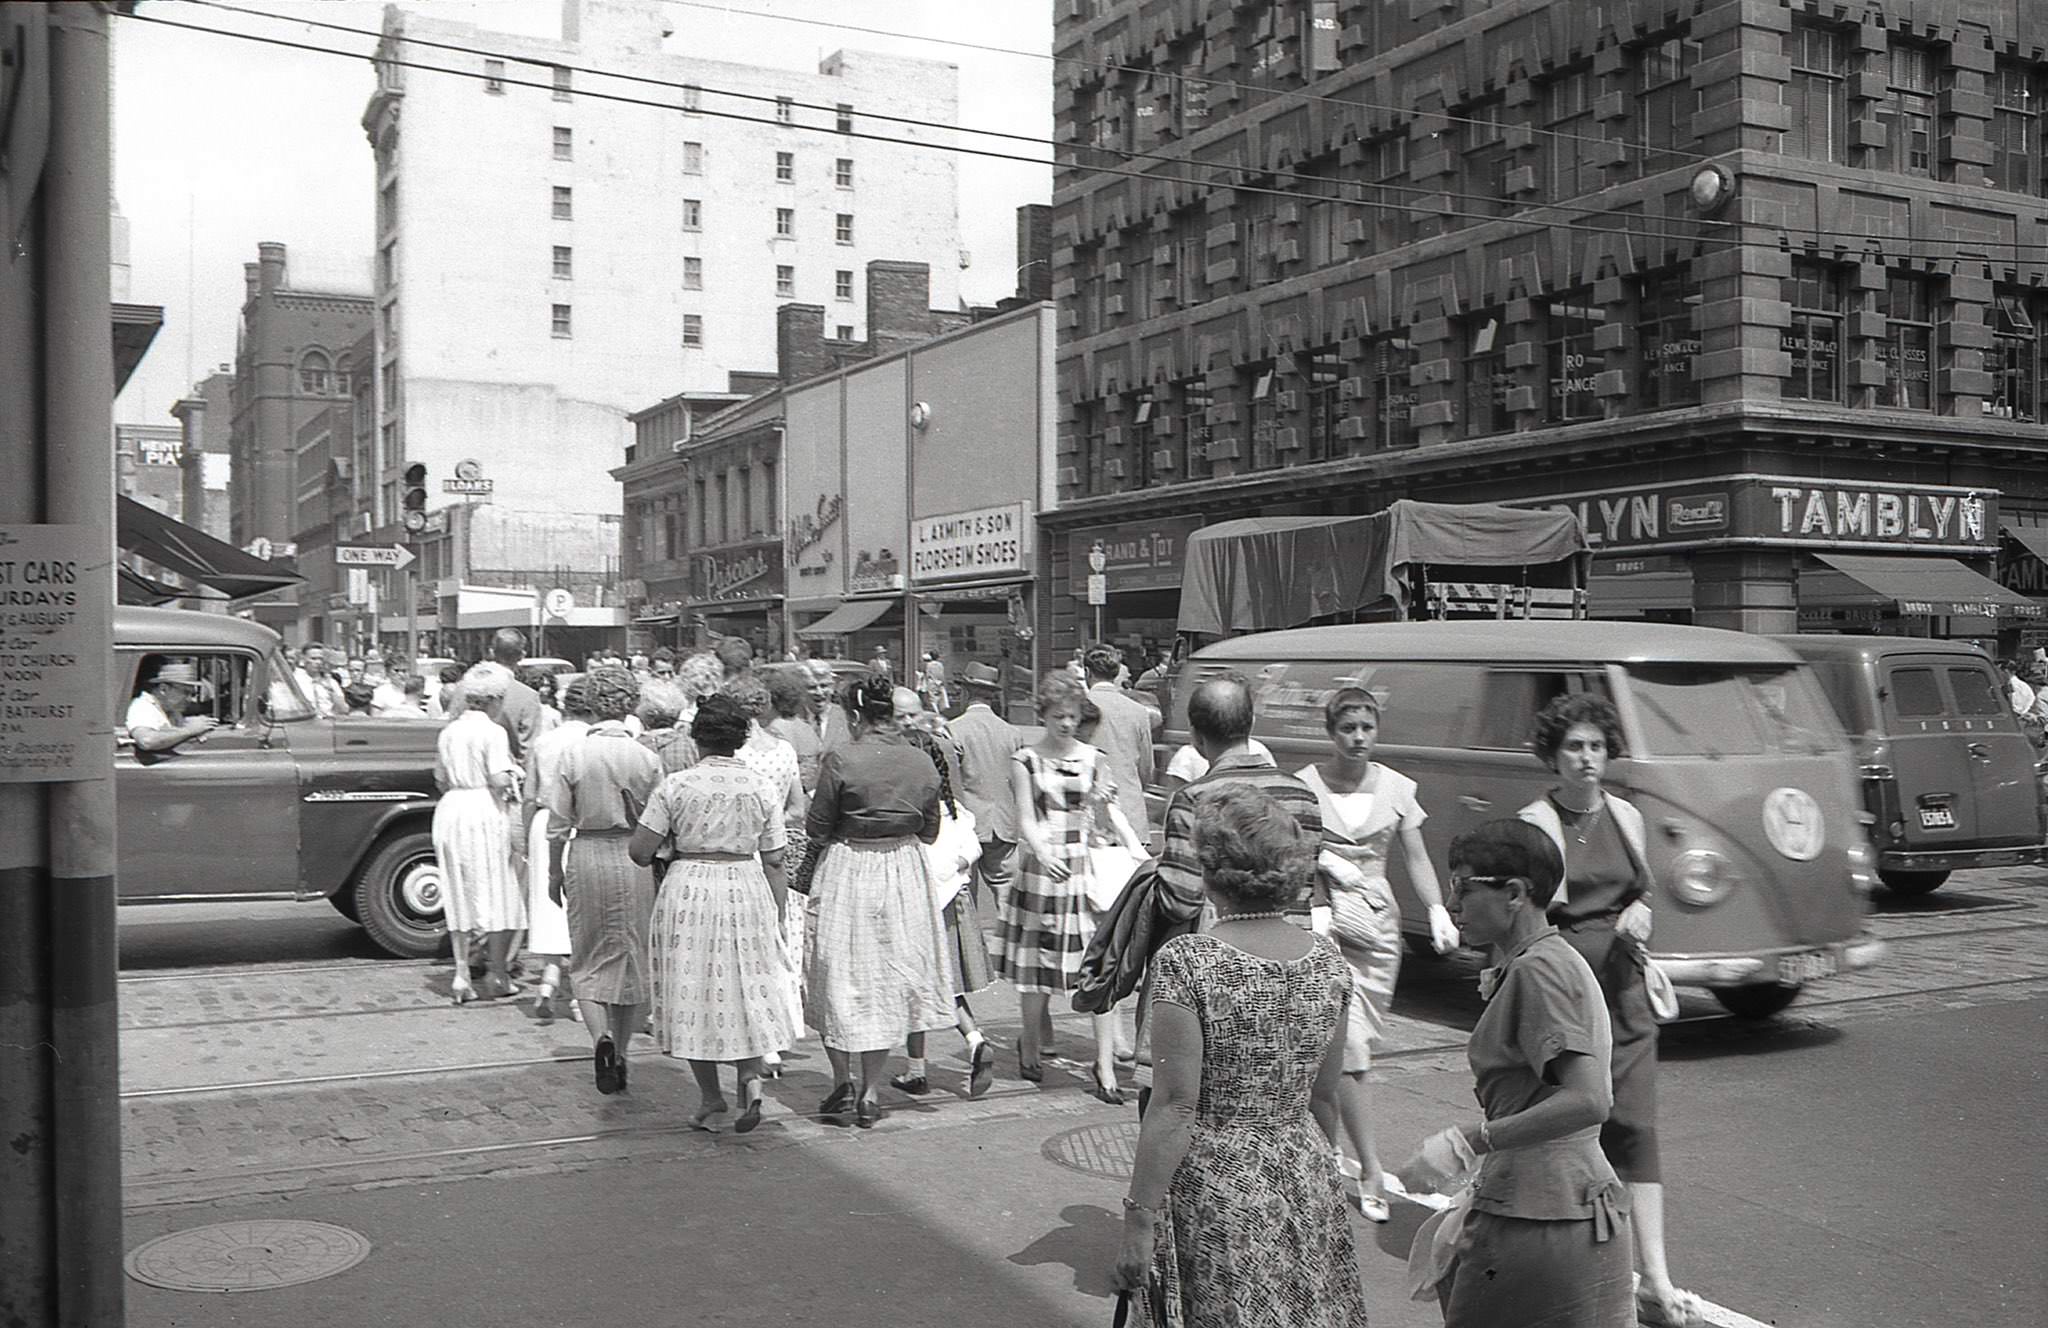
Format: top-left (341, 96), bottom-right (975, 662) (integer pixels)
top-left (802, 674), bottom-right (956, 1128)
top-left (994, 670), bottom-right (1128, 1102)
top-left (434, 663), bottom-right (527, 1004)
top-left (544, 666), bottom-right (663, 1095)
top-left (724, 675), bottom-right (809, 1075)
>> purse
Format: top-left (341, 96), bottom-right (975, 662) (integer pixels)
top-left (788, 837), bottom-right (822, 896)
top-left (1085, 840), bottom-right (1145, 913)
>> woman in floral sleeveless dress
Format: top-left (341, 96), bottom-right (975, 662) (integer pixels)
top-left (1112, 783), bottom-right (1367, 1328)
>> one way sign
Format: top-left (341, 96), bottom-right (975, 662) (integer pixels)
top-left (334, 543), bottom-right (417, 570)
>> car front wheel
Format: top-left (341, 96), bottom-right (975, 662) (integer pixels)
top-left (1878, 868), bottom-right (1949, 897)
top-left (1710, 983), bottom-right (1801, 1019)
top-left (353, 829), bottom-right (450, 959)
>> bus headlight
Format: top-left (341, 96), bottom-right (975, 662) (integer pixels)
top-left (1845, 839), bottom-right (1877, 896)
top-left (1671, 848), bottom-right (1738, 907)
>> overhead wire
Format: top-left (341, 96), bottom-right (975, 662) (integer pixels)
top-left (124, 6), bottom-right (2048, 257)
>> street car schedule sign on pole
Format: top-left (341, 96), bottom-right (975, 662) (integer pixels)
top-left (0, 525), bottom-right (108, 783)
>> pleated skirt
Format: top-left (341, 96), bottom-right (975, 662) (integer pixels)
top-left (802, 837), bottom-right (955, 1053)
top-left (525, 811), bottom-right (573, 956)
top-left (649, 859), bottom-right (795, 1062)
top-left (433, 787), bottom-right (526, 934)
top-left (565, 832), bottom-right (655, 1005)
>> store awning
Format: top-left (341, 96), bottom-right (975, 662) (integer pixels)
top-left (117, 565), bottom-right (203, 606)
top-left (1810, 553), bottom-right (2044, 619)
top-left (797, 599), bottom-right (894, 638)
top-left (116, 496), bottom-right (303, 599)
top-left (2004, 525), bottom-right (2048, 566)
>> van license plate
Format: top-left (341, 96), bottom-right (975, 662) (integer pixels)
top-left (1779, 951), bottom-right (1838, 984)
top-left (1918, 805), bottom-right (1957, 830)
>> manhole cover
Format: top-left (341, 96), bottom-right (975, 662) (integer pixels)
top-left (1042, 1120), bottom-right (1141, 1179)
top-left (126, 1220), bottom-right (371, 1293)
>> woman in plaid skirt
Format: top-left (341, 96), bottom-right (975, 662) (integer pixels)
top-left (994, 671), bottom-right (1136, 1103)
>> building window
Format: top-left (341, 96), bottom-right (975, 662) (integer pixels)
top-left (551, 126), bottom-right (574, 162)
top-left (776, 151), bottom-right (794, 182)
top-left (299, 349), bottom-right (332, 395)
top-left (775, 96), bottom-right (793, 124)
top-left (1365, 134), bottom-right (1408, 243)
top-left (1989, 62), bottom-right (2044, 195)
top-left (1546, 290), bottom-right (1602, 423)
top-left (484, 59), bottom-right (505, 93)
top-left (834, 157), bottom-right (854, 187)
top-left (835, 213), bottom-right (854, 244)
top-left (1872, 41), bottom-right (1936, 177)
top-left (683, 314), bottom-right (703, 347)
top-left (835, 324), bottom-right (855, 340)
top-left (775, 207), bottom-right (795, 237)
top-left (1784, 19), bottom-right (1849, 164)
top-left (1635, 36), bottom-right (1700, 172)
top-left (551, 303), bottom-right (572, 337)
top-left (1302, 349), bottom-right (1341, 462)
top-left (835, 102), bottom-right (853, 133)
top-left (378, 243), bottom-right (395, 287)
top-left (1633, 270), bottom-right (1700, 410)
top-left (552, 66), bottom-right (572, 101)
top-left (834, 269), bottom-right (854, 300)
top-left (552, 245), bottom-right (572, 279)
top-left (1461, 101), bottom-right (1512, 216)
top-left (1177, 378), bottom-right (1214, 480)
top-left (682, 197), bottom-right (702, 230)
top-left (776, 265), bottom-right (796, 298)
top-left (1986, 294), bottom-right (2041, 422)
top-left (1874, 273), bottom-right (1934, 410)
top-left (682, 83), bottom-right (701, 112)
top-left (1367, 333), bottom-right (1417, 450)
top-left (1545, 71), bottom-right (1599, 199)
top-left (1080, 405), bottom-right (1106, 494)
top-left (1246, 363), bottom-right (1280, 470)
top-left (1462, 313), bottom-right (1512, 435)
top-left (683, 141), bottom-right (703, 174)
top-left (1781, 260), bottom-right (1845, 402)
top-left (552, 185), bottom-right (572, 219)
top-left (684, 256), bottom-right (703, 290)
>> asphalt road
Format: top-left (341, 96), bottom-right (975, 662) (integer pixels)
top-left (113, 867), bottom-right (2048, 1327)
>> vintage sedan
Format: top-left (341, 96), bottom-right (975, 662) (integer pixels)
top-left (114, 607), bottom-right (448, 957)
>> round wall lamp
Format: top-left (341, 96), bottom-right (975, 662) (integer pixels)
top-left (909, 401), bottom-right (932, 431)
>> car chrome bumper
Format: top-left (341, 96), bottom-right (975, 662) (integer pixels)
top-left (1656, 932), bottom-right (1888, 988)
top-left (1878, 844), bottom-right (2047, 873)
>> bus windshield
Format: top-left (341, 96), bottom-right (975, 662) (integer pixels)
top-left (1624, 664), bottom-right (1845, 758)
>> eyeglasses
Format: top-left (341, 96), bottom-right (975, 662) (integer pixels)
top-left (1446, 873), bottom-right (1521, 900)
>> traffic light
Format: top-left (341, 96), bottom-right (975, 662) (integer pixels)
top-left (402, 463), bottom-right (428, 533)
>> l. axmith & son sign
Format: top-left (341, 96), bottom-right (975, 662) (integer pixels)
top-left (910, 503), bottom-right (1027, 583)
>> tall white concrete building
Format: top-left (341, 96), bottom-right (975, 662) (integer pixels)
top-left (362, 0), bottom-right (965, 522)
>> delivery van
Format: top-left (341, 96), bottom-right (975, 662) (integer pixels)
top-left (1163, 621), bottom-right (1888, 1017)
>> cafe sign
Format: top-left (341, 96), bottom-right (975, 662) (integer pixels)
top-left (1066, 516), bottom-right (1204, 597)
top-left (1520, 475), bottom-right (1998, 554)
top-left (909, 503), bottom-right (1027, 584)
top-left (687, 540), bottom-right (785, 604)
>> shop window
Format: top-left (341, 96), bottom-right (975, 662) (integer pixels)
top-left (1180, 378), bottom-right (1215, 481)
top-left (1634, 271), bottom-right (1700, 409)
top-left (1871, 41), bottom-right (1937, 178)
top-left (1784, 19), bottom-right (1850, 165)
top-left (1874, 274), bottom-right (1933, 411)
top-left (1989, 62), bottom-right (2045, 195)
top-left (1545, 70), bottom-right (1599, 199)
top-left (1302, 348), bottom-right (1342, 462)
top-left (1634, 36), bottom-right (1700, 173)
top-left (1462, 312), bottom-right (1512, 436)
top-left (1985, 294), bottom-right (2041, 423)
top-left (1781, 260), bottom-right (1845, 402)
top-left (1545, 291), bottom-right (1601, 423)
top-left (1367, 332), bottom-right (1416, 451)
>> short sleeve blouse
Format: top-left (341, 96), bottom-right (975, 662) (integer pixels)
top-left (638, 756), bottom-right (787, 856)
top-left (438, 710), bottom-right (518, 791)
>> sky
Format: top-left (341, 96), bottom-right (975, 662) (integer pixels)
top-left (110, 0), bottom-right (1055, 426)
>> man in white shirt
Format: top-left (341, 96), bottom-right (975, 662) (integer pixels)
top-left (1082, 644), bottom-right (1160, 841)
top-left (2000, 658), bottom-right (2038, 719)
top-left (298, 645), bottom-right (346, 718)
top-left (124, 662), bottom-right (218, 754)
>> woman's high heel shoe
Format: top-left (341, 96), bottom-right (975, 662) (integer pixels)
top-left (451, 976), bottom-right (476, 1006)
top-left (1088, 1065), bottom-right (1126, 1106)
top-left (735, 1080), bottom-right (765, 1134)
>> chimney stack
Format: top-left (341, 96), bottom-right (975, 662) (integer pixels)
top-left (776, 304), bottom-right (830, 384)
top-left (257, 241), bottom-right (287, 295)
top-left (1015, 205), bottom-right (1053, 302)
top-left (864, 260), bottom-right (933, 354)
top-left (244, 263), bottom-right (261, 304)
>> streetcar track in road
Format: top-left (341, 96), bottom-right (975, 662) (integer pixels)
top-left (121, 1052), bottom-right (589, 1100)
top-left (119, 957), bottom-right (440, 984)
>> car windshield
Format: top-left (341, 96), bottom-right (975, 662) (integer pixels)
top-left (1624, 664), bottom-right (1845, 758)
top-left (263, 648), bottom-right (317, 721)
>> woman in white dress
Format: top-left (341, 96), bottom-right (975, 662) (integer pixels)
top-left (630, 695), bottom-right (792, 1133)
top-left (434, 663), bottom-right (528, 1003)
top-left (1297, 686), bottom-right (1459, 1219)
top-left (525, 677), bottom-right (593, 1020)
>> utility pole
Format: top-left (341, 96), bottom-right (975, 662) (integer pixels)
top-left (0, 5), bottom-right (126, 1325)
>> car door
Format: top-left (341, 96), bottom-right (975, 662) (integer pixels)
top-left (1877, 658), bottom-right (1977, 847)
top-left (115, 647), bottom-right (301, 898)
top-left (1942, 661), bottom-right (2043, 847)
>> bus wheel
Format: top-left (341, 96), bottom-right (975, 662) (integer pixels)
top-left (1710, 983), bottom-right (1800, 1019)
top-left (1878, 869), bottom-right (1948, 897)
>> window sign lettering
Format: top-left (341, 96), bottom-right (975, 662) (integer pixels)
top-left (1517, 477), bottom-right (1998, 553)
top-left (0, 526), bottom-right (108, 783)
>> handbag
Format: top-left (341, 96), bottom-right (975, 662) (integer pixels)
top-left (1086, 840), bottom-right (1145, 913)
top-left (788, 836), bottom-right (822, 896)
top-left (924, 806), bottom-right (980, 912)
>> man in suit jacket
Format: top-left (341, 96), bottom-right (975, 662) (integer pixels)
top-left (803, 658), bottom-right (854, 753)
top-left (444, 629), bottom-right (544, 762)
top-left (1083, 644), bottom-right (1159, 842)
top-left (949, 662), bottom-right (1022, 902)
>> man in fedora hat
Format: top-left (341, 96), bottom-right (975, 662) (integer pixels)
top-left (948, 661), bottom-right (1021, 905)
top-left (125, 661), bottom-right (219, 754)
